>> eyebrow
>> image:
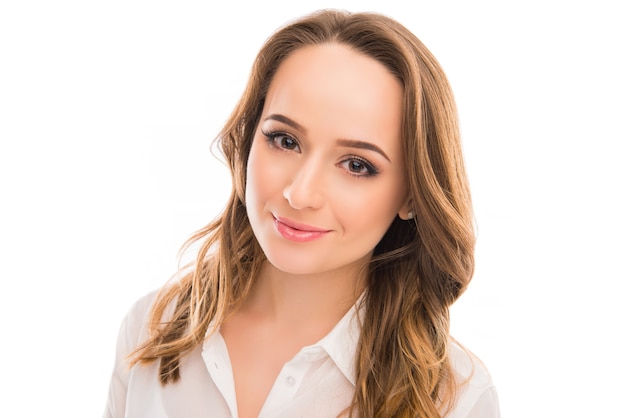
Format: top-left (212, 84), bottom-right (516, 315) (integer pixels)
top-left (337, 139), bottom-right (391, 162)
top-left (263, 114), bottom-right (306, 133)
top-left (263, 113), bottom-right (391, 162)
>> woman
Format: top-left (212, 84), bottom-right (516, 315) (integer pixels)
top-left (104, 9), bottom-right (499, 418)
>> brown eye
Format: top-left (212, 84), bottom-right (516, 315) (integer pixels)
top-left (348, 160), bottom-right (367, 173)
top-left (279, 135), bottom-right (298, 150)
top-left (262, 130), bottom-right (301, 152)
top-left (340, 156), bottom-right (379, 178)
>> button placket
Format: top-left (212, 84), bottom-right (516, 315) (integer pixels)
top-left (259, 356), bottom-right (308, 417)
top-left (278, 362), bottom-right (303, 395)
top-left (201, 332), bottom-right (238, 418)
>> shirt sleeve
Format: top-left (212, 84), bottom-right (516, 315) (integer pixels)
top-left (102, 292), bottom-right (157, 418)
top-left (103, 314), bottom-right (132, 418)
top-left (465, 385), bottom-right (500, 418)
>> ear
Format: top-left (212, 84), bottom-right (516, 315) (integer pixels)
top-left (398, 198), bottom-right (414, 221)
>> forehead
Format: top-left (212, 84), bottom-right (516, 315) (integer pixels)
top-left (262, 43), bottom-right (404, 148)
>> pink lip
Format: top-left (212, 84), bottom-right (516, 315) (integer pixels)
top-left (273, 215), bottom-right (330, 242)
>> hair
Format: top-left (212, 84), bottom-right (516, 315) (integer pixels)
top-left (130, 9), bottom-right (474, 418)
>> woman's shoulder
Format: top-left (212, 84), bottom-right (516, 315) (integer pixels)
top-left (123, 284), bottom-right (184, 335)
top-left (448, 340), bottom-right (494, 388)
top-left (128, 288), bottom-right (161, 319)
top-left (117, 289), bottom-right (161, 347)
top-left (447, 340), bottom-right (500, 417)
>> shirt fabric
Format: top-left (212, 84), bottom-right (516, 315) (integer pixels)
top-left (104, 291), bottom-right (500, 418)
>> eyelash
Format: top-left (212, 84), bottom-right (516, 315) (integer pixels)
top-left (341, 155), bottom-right (380, 178)
top-left (262, 129), bottom-right (300, 152)
top-left (261, 129), bottom-right (380, 178)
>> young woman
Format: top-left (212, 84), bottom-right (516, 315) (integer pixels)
top-left (104, 10), bottom-right (500, 418)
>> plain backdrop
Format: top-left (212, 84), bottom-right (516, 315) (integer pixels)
top-left (1, 1), bottom-right (624, 416)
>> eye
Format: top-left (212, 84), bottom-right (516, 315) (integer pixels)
top-left (262, 130), bottom-right (300, 152)
top-left (340, 156), bottom-right (379, 178)
top-left (348, 160), bottom-right (367, 173)
top-left (278, 135), bottom-right (298, 150)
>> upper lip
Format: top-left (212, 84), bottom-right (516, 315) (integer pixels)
top-left (273, 215), bottom-right (330, 232)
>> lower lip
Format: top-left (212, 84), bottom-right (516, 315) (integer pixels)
top-left (274, 219), bottom-right (329, 242)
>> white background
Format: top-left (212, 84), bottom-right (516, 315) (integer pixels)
top-left (1, 1), bottom-right (624, 416)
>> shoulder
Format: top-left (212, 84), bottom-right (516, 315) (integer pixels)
top-left (127, 289), bottom-right (160, 321)
top-left (121, 285), bottom-right (184, 347)
top-left (104, 289), bottom-right (164, 417)
top-left (127, 289), bottom-right (161, 326)
top-left (447, 340), bottom-right (500, 417)
top-left (117, 289), bottom-right (161, 350)
top-left (448, 340), bottom-right (493, 388)
top-left (119, 289), bottom-right (178, 353)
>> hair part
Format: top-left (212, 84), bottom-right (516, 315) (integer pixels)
top-left (130, 9), bottom-right (474, 418)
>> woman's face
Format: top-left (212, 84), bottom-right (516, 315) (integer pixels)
top-left (245, 43), bottom-right (410, 277)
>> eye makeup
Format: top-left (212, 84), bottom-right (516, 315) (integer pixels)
top-left (260, 126), bottom-right (382, 178)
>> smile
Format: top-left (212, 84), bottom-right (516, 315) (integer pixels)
top-left (273, 215), bottom-right (330, 242)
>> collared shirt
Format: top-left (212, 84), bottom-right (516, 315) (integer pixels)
top-left (104, 291), bottom-right (500, 418)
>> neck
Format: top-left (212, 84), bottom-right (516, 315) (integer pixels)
top-left (241, 260), bottom-right (367, 334)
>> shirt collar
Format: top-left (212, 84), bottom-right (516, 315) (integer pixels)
top-left (202, 296), bottom-right (364, 387)
top-left (314, 297), bottom-right (364, 386)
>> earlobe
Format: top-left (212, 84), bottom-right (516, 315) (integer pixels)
top-left (398, 200), bottom-right (415, 221)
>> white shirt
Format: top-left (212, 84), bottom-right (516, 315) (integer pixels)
top-left (104, 291), bottom-right (500, 418)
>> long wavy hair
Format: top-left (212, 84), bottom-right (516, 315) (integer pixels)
top-left (130, 9), bottom-right (475, 417)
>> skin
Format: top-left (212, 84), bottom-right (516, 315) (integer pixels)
top-left (221, 43), bottom-right (411, 418)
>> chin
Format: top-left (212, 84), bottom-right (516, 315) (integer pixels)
top-left (264, 253), bottom-right (323, 276)
top-left (264, 243), bottom-right (343, 275)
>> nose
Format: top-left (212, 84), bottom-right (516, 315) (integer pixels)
top-left (283, 157), bottom-right (325, 210)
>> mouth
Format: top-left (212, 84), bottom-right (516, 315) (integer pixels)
top-left (272, 215), bottom-right (330, 242)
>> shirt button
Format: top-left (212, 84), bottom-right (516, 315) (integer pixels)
top-left (286, 376), bottom-right (296, 386)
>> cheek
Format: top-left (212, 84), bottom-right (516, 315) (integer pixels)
top-left (245, 139), bottom-right (282, 205)
top-left (245, 140), bottom-right (263, 205)
top-left (329, 180), bottom-right (403, 232)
